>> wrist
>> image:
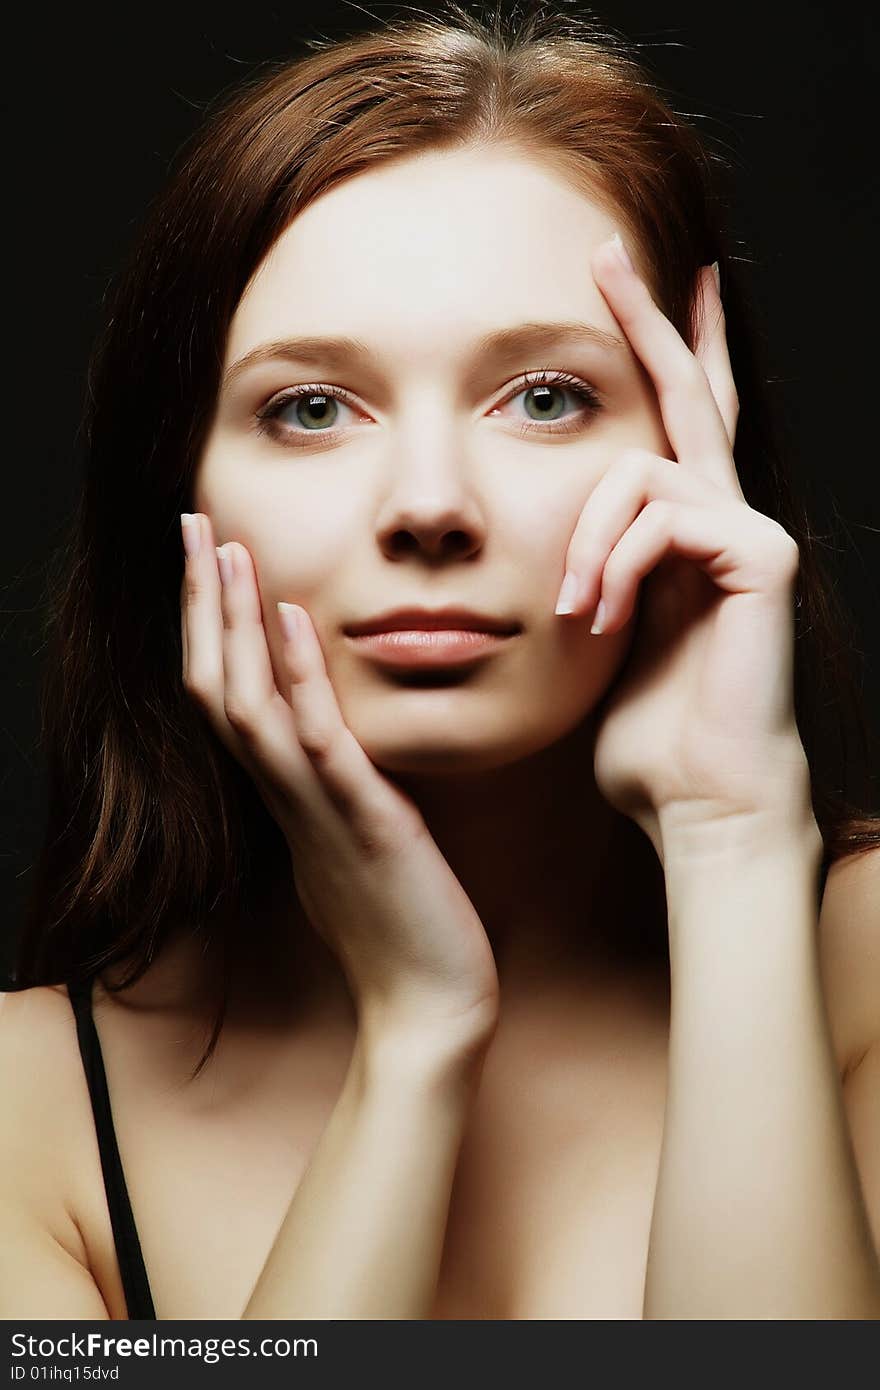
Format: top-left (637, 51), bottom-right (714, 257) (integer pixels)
top-left (658, 789), bottom-right (823, 876)
top-left (660, 805), bottom-right (824, 966)
top-left (355, 993), bottom-right (498, 1095)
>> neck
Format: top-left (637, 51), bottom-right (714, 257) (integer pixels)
top-left (391, 710), bottom-right (621, 988)
top-left (249, 711), bottom-right (664, 1024)
top-left (114, 714), bottom-right (667, 1029)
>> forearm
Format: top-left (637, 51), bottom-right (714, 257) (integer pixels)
top-left (242, 1027), bottom-right (481, 1320)
top-left (644, 812), bottom-right (880, 1319)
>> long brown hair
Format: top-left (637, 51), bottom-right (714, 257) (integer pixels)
top-left (14, 1), bottom-right (879, 1078)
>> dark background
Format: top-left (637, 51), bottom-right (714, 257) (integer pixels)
top-left (3, 2), bottom-right (878, 981)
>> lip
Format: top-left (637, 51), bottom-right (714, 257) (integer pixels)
top-left (343, 607), bottom-right (521, 637)
top-left (345, 628), bottom-right (516, 668)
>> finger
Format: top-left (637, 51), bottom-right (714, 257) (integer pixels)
top-left (554, 448), bottom-right (725, 618)
top-left (181, 512), bottom-right (225, 724)
top-left (215, 538), bottom-right (338, 822)
top-left (692, 265), bottom-right (741, 464)
top-left (591, 236), bottom-right (739, 492)
top-left (182, 515), bottom-right (324, 824)
top-left (591, 498), bottom-right (800, 635)
top-left (277, 601), bottom-right (421, 846)
top-left (180, 568), bottom-right (188, 675)
top-left (188, 518), bottom-right (418, 851)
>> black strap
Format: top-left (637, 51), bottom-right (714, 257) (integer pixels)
top-left (68, 975), bottom-right (157, 1321)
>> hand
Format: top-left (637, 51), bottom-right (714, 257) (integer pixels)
top-left (556, 239), bottom-right (815, 859)
top-left (180, 513), bottom-right (499, 1058)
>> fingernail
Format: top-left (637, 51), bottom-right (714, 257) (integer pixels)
top-left (555, 570), bottom-right (580, 615)
top-left (609, 231), bottom-right (634, 273)
top-left (591, 599), bottom-right (607, 635)
top-left (181, 513), bottom-right (201, 559)
top-left (216, 544), bottom-right (234, 586)
top-left (710, 260), bottom-right (721, 294)
top-left (277, 602), bottom-right (301, 642)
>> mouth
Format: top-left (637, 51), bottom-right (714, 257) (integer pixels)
top-left (344, 607), bottom-right (521, 636)
top-left (345, 628), bottom-right (517, 669)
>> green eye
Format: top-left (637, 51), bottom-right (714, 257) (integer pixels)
top-left (254, 369), bottom-right (603, 450)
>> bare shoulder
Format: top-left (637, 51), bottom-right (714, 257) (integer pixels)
top-left (0, 981), bottom-right (78, 1063)
top-left (0, 981), bottom-right (78, 1052)
top-left (817, 843), bottom-right (880, 1077)
top-left (0, 984), bottom-right (92, 1264)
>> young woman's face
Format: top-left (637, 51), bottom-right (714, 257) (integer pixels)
top-left (195, 145), bottom-right (672, 774)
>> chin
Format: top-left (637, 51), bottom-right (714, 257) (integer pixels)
top-left (366, 743), bottom-right (518, 777)
top-left (350, 715), bottom-right (578, 779)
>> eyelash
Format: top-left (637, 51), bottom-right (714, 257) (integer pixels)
top-left (253, 368), bottom-right (604, 450)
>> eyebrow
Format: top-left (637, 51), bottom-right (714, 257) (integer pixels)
top-left (222, 320), bottom-right (628, 391)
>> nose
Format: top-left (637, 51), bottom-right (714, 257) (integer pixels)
top-left (375, 450), bottom-right (487, 562)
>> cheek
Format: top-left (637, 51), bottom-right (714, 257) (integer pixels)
top-left (197, 478), bottom-right (355, 592)
top-left (194, 477), bottom-right (356, 680)
top-left (504, 487), bottom-right (592, 605)
top-left (195, 433), bottom-right (362, 562)
top-left (538, 602), bottom-right (636, 720)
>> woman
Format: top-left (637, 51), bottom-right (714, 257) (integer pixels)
top-left (3, 3), bottom-right (879, 1321)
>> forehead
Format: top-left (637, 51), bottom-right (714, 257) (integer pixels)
top-left (226, 146), bottom-right (625, 369)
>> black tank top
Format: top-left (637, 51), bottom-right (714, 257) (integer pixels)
top-left (68, 975), bottom-right (157, 1320)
